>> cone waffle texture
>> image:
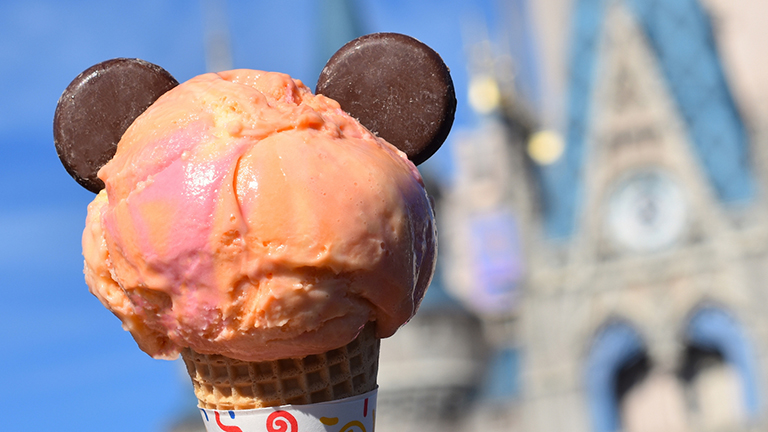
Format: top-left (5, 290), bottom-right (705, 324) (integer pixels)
top-left (181, 322), bottom-right (380, 409)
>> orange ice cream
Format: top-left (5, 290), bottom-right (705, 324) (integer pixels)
top-left (82, 70), bottom-right (436, 362)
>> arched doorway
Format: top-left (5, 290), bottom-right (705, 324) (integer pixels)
top-left (679, 306), bottom-right (759, 429)
top-left (586, 320), bottom-right (651, 432)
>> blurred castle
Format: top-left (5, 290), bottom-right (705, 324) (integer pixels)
top-left (433, 0), bottom-right (768, 431)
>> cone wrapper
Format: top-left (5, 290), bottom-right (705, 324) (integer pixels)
top-left (198, 389), bottom-right (377, 432)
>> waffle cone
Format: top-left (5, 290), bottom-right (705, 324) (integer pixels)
top-left (181, 322), bottom-right (380, 410)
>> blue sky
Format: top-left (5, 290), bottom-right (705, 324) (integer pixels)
top-left (0, 1), bottom-right (502, 430)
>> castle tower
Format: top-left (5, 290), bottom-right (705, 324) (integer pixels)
top-left (517, 0), bottom-right (768, 431)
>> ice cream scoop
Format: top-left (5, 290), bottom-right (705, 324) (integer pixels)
top-left (82, 68), bottom-right (437, 362)
top-left (57, 33), bottom-right (454, 415)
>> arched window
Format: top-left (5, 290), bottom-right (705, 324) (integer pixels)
top-left (585, 320), bottom-right (650, 432)
top-left (682, 306), bottom-right (759, 421)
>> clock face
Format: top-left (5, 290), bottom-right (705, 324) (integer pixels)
top-left (606, 170), bottom-right (687, 252)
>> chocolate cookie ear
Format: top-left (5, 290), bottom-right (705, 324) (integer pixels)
top-left (54, 58), bottom-right (178, 193)
top-left (316, 33), bottom-right (456, 166)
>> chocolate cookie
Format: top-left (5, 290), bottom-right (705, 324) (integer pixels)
top-left (54, 58), bottom-right (178, 193)
top-left (317, 33), bottom-right (456, 166)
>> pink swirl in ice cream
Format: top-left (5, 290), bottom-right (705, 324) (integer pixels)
top-left (82, 70), bottom-right (436, 362)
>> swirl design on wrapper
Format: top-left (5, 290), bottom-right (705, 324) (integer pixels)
top-left (215, 411), bottom-right (243, 432)
top-left (340, 420), bottom-right (366, 432)
top-left (267, 410), bottom-right (299, 432)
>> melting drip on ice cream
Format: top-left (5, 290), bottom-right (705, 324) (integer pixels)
top-left (82, 70), bottom-right (437, 362)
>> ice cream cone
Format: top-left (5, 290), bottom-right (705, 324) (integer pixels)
top-left (181, 322), bottom-right (379, 410)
